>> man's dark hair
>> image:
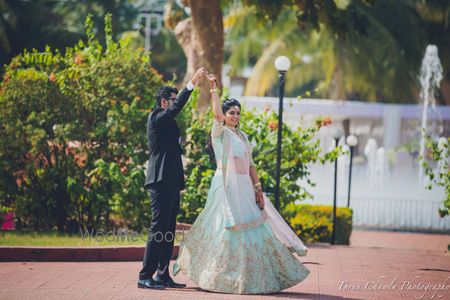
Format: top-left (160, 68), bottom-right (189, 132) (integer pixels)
top-left (156, 86), bottom-right (178, 107)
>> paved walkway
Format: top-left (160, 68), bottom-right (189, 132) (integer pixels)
top-left (1, 230), bottom-right (449, 300)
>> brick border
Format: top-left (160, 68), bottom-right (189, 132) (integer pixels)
top-left (0, 245), bottom-right (179, 262)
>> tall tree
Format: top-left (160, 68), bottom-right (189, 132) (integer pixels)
top-left (226, 0), bottom-right (450, 104)
top-left (165, 0), bottom-right (224, 111)
top-left (165, 0), bottom-right (371, 110)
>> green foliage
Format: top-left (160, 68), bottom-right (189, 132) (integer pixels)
top-left (225, 0), bottom-right (445, 103)
top-left (0, 14), bottom-right (162, 232)
top-left (420, 137), bottom-right (450, 217)
top-left (283, 203), bottom-right (353, 245)
top-left (149, 28), bottom-right (187, 82)
top-left (0, 0), bottom-right (138, 69)
top-left (177, 95), bottom-right (342, 223)
top-left (243, 0), bottom-right (372, 37)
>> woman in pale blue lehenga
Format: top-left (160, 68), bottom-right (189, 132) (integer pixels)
top-left (173, 73), bottom-right (310, 294)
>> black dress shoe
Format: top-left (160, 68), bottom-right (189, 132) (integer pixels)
top-left (137, 278), bottom-right (166, 290)
top-left (153, 276), bottom-right (187, 288)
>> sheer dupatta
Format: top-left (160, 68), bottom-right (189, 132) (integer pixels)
top-left (263, 196), bottom-right (308, 256)
top-left (212, 119), bottom-right (308, 257)
top-left (218, 123), bottom-right (260, 228)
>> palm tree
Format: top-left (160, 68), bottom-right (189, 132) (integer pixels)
top-left (225, 0), bottom-right (438, 103)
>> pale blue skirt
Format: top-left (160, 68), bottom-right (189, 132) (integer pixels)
top-left (173, 171), bottom-right (310, 294)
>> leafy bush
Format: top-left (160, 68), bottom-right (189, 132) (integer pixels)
top-left (420, 137), bottom-right (449, 217)
top-left (0, 14), bottom-right (162, 232)
top-left (283, 203), bottom-right (353, 245)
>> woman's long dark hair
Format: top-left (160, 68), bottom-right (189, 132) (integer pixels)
top-left (206, 98), bottom-right (241, 165)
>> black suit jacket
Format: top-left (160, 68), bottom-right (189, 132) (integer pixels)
top-left (144, 87), bottom-right (192, 190)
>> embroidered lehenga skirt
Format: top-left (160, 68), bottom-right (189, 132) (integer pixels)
top-left (173, 171), bottom-right (310, 294)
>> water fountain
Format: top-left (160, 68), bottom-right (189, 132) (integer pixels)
top-left (364, 138), bottom-right (378, 188)
top-left (375, 147), bottom-right (388, 187)
top-left (418, 45), bottom-right (443, 185)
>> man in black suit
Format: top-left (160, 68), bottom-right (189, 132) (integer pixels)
top-left (138, 68), bottom-right (206, 290)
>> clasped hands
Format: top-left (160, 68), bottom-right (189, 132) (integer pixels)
top-left (190, 67), bottom-right (218, 90)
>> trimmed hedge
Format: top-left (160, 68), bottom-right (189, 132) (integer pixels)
top-left (283, 203), bottom-right (353, 245)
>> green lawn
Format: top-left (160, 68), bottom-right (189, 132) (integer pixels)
top-left (0, 230), bottom-right (183, 247)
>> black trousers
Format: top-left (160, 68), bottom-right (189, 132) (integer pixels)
top-left (139, 181), bottom-right (180, 280)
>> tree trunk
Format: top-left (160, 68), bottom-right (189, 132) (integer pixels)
top-left (173, 0), bottom-right (224, 112)
top-left (327, 65), bottom-right (345, 100)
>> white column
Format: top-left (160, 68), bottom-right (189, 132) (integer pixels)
top-left (383, 105), bottom-right (402, 150)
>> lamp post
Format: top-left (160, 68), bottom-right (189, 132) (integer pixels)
top-left (133, 0), bottom-right (165, 51)
top-left (330, 126), bottom-right (344, 245)
top-left (274, 56), bottom-right (291, 210)
top-left (346, 135), bottom-right (358, 208)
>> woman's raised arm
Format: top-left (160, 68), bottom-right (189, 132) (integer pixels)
top-left (207, 73), bottom-right (225, 122)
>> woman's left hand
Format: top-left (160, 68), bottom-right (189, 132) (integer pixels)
top-left (255, 190), bottom-right (265, 210)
